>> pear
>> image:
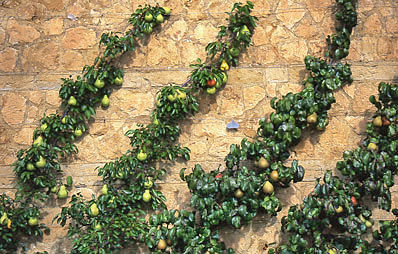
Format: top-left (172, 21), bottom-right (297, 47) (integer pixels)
top-left (33, 136), bottom-right (43, 147)
top-left (101, 184), bottom-right (108, 195)
top-left (50, 186), bottom-right (58, 193)
top-left (95, 79), bottom-right (105, 88)
top-left (270, 170), bottom-right (279, 182)
top-left (27, 162), bottom-right (35, 171)
top-left (176, 90), bottom-right (186, 100)
top-left (157, 239), bottom-right (167, 250)
top-left (101, 95), bottom-right (110, 107)
top-left (114, 77), bottom-right (123, 85)
top-left (335, 206), bottom-right (344, 213)
top-left (145, 13), bottom-right (153, 22)
top-left (220, 60), bottom-right (229, 71)
top-left (137, 151), bottom-right (147, 161)
top-left (28, 217), bottom-right (38, 226)
top-left (373, 116), bottom-right (382, 127)
top-left (144, 177), bottom-right (153, 189)
top-left (163, 7), bottom-right (171, 15)
top-left (258, 157), bottom-right (269, 169)
top-left (156, 14), bottom-right (164, 23)
top-left (40, 123), bottom-right (47, 131)
top-left (240, 25), bottom-right (250, 35)
top-left (0, 212), bottom-right (8, 225)
top-left (367, 142), bottom-right (378, 151)
top-left (307, 113), bottom-right (318, 124)
top-left (74, 129), bottom-right (83, 137)
top-left (263, 181), bottom-right (274, 194)
top-left (167, 93), bottom-right (177, 102)
top-left (68, 96), bottom-right (77, 106)
top-left (94, 223), bottom-right (102, 231)
top-left (57, 185), bottom-right (68, 199)
top-left (206, 87), bottom-right (216, 95)
top-left (61, 117), bottom-right (67, 124)
top-left (90, 203), bottom-right (99, 217)
top-left (35, 156), bottom-right (46, 168)
top-left (143, 190), bottom-right (151, 202)
top-left (221, 72), bottom-right (228, 84)
top-left (234, 189), bottom-right (244, 199)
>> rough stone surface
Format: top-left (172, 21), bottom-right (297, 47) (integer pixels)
top-left (62, 27), bottom-right (97, 49)
top-left (7, 19), bottom-right (40, 44)
top-left (0, 48), bottom-right (17, 72)
top-left (1, 93), bottom-right (27, 126)
top-left (0, 1), bottom-right (397, 253)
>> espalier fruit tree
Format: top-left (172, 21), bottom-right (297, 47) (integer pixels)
top-left (1, 0), bottom-right (396, 254)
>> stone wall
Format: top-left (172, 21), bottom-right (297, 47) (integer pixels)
top-left (0, 0), bottom-right (397, 253)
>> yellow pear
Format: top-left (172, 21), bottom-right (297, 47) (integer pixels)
top-left (263, 181), bottom-right (274, 194)
top-left (157, 239), bottom-right (167, 250)
top-left (258, 157), bottom-right (269, 169)
top-left (0, 212), bottom-right (8, 225)
top-left (90, 203), bottom-right (99, 217)
top-left (234, 189), bottom-right (244, 198)
top-left (307, 113), bottom-right (318, 124)
top-left (373, 116), bottom-right (382, 127)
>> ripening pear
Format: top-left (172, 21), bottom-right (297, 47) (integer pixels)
top-left (307, 113), bottom-right (318, 124)
top-left (258, 157), bottom-right (269, 169)
top-left (263, 181), bottom-right (274, 194)
top-left (35, 156), bottom-right (46, 168)
top-left (373, 116), bottom-right (382, 127)
top-left (57, 185), bottom-right (68, 199)
top-left (90, 203), bottom-right (99, 217)
top-left (220, 60), bottom-right (229, 71)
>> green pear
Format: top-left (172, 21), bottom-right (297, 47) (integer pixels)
top-left (33, 136), bottom-right (43, 147)
top-left (35, 156), bottom-right (46, 168)
top-left (61, 117), bottom-right (67, 124)
top-left (94, 223), bottom-right (102, 231)
top-left (68, 96), bottom-right (77, 106)
top-left (143, 190), bottom-right (151, 202)
top-left (114, 77), bottom-right (123, 85)
top-left (90, 203), bottom-right (99, 217)
top-left (101, 95), bottom-right (110, 107)
top-left (40, 123), bottom-right (47, 131)
top-left (95, 79), bottom-right (105, 88)
top-left (101, 184), bottom-right (108, 195)
top-left (145, 13), bottom-right (153, 22)
top-left (156, 14), bottom-right (164, 23)
top-left (137, 151), bottom-right (147, 161)
top-left (240, 25), bottom-right (250, 35)
top-left (57, 185), bottom-right (68, 199)
top-left (74, 129), bottom-right (83, 137)
top-left (50, 186), bottom-right (58, 193)
top-left (163, 7), bottom-right (171, 15)
top-left (28, 217), bottom-right (38, 226)
top-left (27, 162), bottom-right (35, 171)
